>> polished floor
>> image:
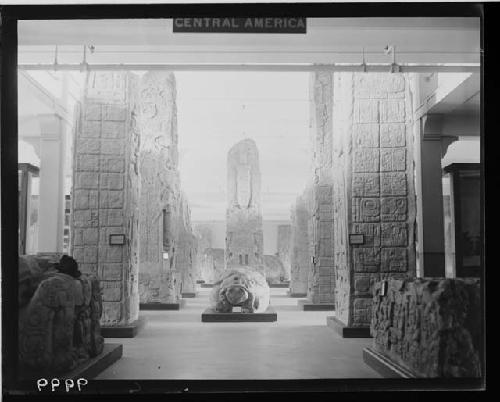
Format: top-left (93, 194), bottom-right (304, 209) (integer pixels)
top-left (96, 287), bottom-right (381, 379)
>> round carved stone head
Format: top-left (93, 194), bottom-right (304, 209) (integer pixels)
top-left (224, 284), bottom-right (249, 305)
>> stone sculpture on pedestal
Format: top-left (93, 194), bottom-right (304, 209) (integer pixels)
top-left (209, 267), bottom-right (270, 313)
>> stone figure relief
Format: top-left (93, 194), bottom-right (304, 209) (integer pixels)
top-left (226, 139), bottom-right (264, 270)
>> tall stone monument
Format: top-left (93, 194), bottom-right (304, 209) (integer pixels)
top-left (136, 71), bottom-right (183, 306)
top-left (299, 71), bottom-right (336, 309)
top-left (71, 71), bottom-right (141, 329)
top-left (225, 138), bottom-right (264, 271)
top-left (290, 195), bottom-right (310, 296)
top-left (329, 72), bottom-right (416, 337)
top-left (277, 224), bottom-right (292, 281)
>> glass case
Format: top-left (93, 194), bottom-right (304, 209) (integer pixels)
top-left (443, 163), bottom-right (481, 278)
top-left (18, 163), bottom-right (40, 255)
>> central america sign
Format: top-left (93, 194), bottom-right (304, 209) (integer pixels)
top-left (173, 17), bottom-right (307, 33)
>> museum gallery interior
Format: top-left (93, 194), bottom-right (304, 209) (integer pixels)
top-left (5, 14), bottom-right (483, 384)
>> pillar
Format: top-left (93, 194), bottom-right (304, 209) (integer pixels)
top-left (37, 114), bottom-right (66, 252)
top-left (419, 115), bottom-right (446, 277)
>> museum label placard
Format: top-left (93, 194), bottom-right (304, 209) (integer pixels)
top-left (173, 18), bottom-right (307, 33)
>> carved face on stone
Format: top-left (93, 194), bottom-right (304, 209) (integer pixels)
top-left (224, 284), bottom-right (249, 305)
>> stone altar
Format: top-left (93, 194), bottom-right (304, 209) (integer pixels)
top-left (208, 267), bottom-right (270, 313)
top-left (365, 278), bottom-right (481, 377)
top-left (18, 255), bottom-right (121, 379)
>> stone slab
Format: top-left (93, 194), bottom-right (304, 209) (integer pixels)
top-left (269, 283), bottom-right (290, 288)
top-left (101, 316), bottom-right (146, 338)
top-left (182, 292), bottom-right (197, 298)
top-left (140, 299), bottom-right (186, 310)
top-left (200, 283), bottom-right (214, 288)
top-left (288, 291), bottom-right (307, 298)
top-left (196, 280), bottom-right (206, 284)
top-left (298, 300), bottom-right (335, 311)
top-left (362, 347), bottom-right (417, 378)
top-left (18, 343), bottom-right (123, 381)
top-left (63, 343), bottom-right (123, 379)
top-left (326, 316), bottom-right (372, 338)
top-left (201, 306), bottom-right (277, 322)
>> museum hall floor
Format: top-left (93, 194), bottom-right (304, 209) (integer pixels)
top-left (96, 288), bottom-right (381, 379)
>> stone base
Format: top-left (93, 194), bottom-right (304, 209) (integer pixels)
top-left (288, 290), bottom-right (307, 298)
top-left (363, 347), bottom-right (417, 378)
top-left (201, 306), bottom-right (277, 322)
top-left (200, 283), bottom-right (214, 288)
top-left (140, 299), bottom-right (186, 310)
top-left (19, 343), bottom-right (123, 381)
top-left (101, 316), bottom-right (146, 338)
top-left (269, 283), bottom-right (289, 288)
top-left (326, 316), bottom-right (372, 338)
top-left (298, 300), bottom-right (335, 311)
top-left (182, 292), bottom-right (197, 298)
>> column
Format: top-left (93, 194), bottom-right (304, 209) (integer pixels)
top-left (37, 114), bottom-right (66, 252)
top-left (419, 115), bottom-right (446, 277)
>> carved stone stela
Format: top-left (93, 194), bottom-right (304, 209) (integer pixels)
top-left (225, 139), bottom-right (264, 271)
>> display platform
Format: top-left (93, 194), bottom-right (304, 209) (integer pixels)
top-left (363, 347), bottom-right (416, 378)
top-left (269, 283), bottom-right (289, 288)
top-left (298, 300), bottom-right (335, 311)
top-left (182, 292), bottom-right (197, 298)
top-left (288, 290), bottom-right (307, 297)
top-left (140, 299), bottom-right (186, 310)
top-left (326, 316), bottom-right (371, 338)
top-left (200, 283), bottom-right (214, 288)
top-left (201, 306), bottom-right (277, 322)
top-left (101, 316), bottom-right (146, 338)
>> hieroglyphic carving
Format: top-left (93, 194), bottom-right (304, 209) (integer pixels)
top-left (380, 197), bottom-right (407, 221)
top-left (352, 198), bottom-right (380, 222)
top-left (380, 248), bottom-right (408, 272)
top-left (381, 223), bottom-right (408, 247)
top-left (353, 248), bottom-right (381, 273)
top-left (72, 72), bottom-right (140, 326)
top-left (352, 173), bottom-right (380, 197)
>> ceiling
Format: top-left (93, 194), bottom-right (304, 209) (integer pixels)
top-left (18, 17), bottom-right (480, 66)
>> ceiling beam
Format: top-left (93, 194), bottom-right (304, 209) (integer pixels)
top-left (18, 63), bottom-right (480, 73)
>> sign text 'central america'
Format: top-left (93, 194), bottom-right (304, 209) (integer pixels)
top-left (173, 18), bottom-right (307, 33)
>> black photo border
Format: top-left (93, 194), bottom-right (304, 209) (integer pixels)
top-left (1, 1), bottom-right (490, 398)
